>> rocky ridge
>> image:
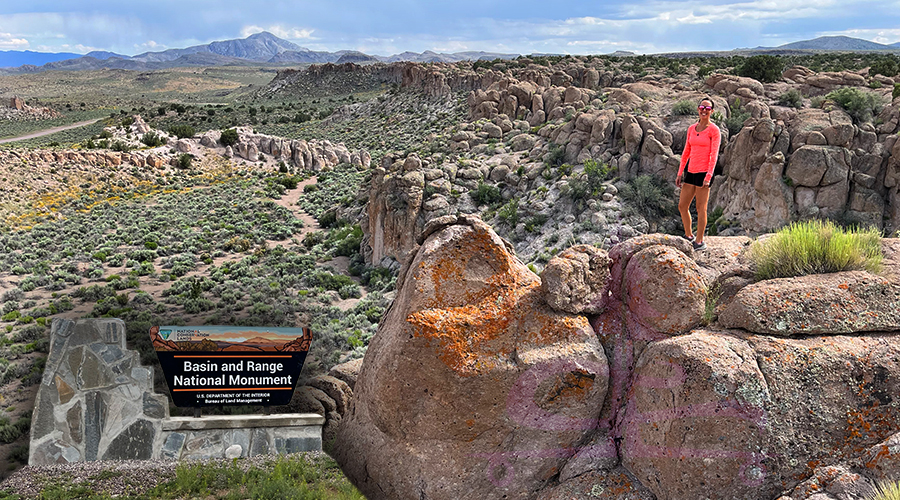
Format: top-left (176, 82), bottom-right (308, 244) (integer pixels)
top-left (345, 61), bottom-right (900, 271)
top-left (1, 96), bottom-right (59, 122)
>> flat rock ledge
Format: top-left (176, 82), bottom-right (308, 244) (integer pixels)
top-left (719, 270), bottom-right (900, 335)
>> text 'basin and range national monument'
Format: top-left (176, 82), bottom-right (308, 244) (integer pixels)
top-left (150, 325), bottom-right (312, 407)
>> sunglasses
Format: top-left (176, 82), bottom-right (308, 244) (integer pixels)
top-left (698, 105), bottom-right (713, 111)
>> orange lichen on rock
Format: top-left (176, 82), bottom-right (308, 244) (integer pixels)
top-left (406, 220), bottom-right (591, 376)
top-left (416, 225), bottom-right (520, 308)
top-left (407, 279), bottom-right (588, 376)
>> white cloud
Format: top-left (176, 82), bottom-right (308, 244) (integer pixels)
top-left (675, 13), bottom-right (713, 25)
top-left (35, 43), bottom-right (103, 54)
top-left (74, 44), bottom-right (100, 53)
top-left (0, 12), bottom-right (146, 54)
top-left (0, 33), bottom-right (29, 50)
top-left (134, 40), bottom-right (165, 51)
top-left (614, 0), bottom-right (846, 23)
top-left (818, 28), bottom-right (900, 45)
top-left (565, 17), bottom-right (608, 27)
top-left (430, 41), bottom-right (470, 53)
top-left (240, 25), bottom-right (315, 40)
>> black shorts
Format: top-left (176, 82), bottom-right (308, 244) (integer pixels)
top-left (683, 170), bottom-right (712, 187)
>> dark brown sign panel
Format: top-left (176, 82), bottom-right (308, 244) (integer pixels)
top-left (150, 325), bottom-right (312, 407)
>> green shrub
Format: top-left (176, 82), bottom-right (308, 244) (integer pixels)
top-left (497, 198), bottom-right (520, 226)
top-left (544, 143), bottom-right (566, 168)
top-left (737, 55), bottom-right (784, 83)
top-left (702, 283), bottom-right (721, 326)
top-left (338, 284), bottom-right (361, 300)
top-left (583, 159), bottom-right (611, 189)
top-left (618, 175), bottom-right (675, 220)
top-left (327, 225), bottom-right (363, 257)
top-left (725, 98), bottom-right (751, 136)
top-left (871, 57), bottom-right (899, 77)
top-left (110, 140), bottom-right (131, 152)
top-left (220, 128), bottom-right (239, 147)
top-left (177, 154), bottom-right (193, 169)
top-left (671, 100), bottom-right (696, 116)
top-left (750, 219), bottom-right (882, 280)
top-left (141, 131), bottom-right (167, 147)
top-left (168, 124), bottom-right (195, 139)
top-left (473, 181), bottom-right (502, 206)
top-left (8, 444), bottom-right (27, 463)
top-left (158, 454), bottom-right (363, 499)
top-left (306, 271), bottom-right (356, 292)
top-left (893, 83), bottom-right (900, 101)
top-left (0, 415), bottom-right (30, 444)
top-left (826, 87), bottom-right (883, 123)
top-left (777, 89), bottom-right (803, 108)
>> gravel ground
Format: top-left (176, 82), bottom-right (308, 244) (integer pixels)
top-left (0, 452), bottom-right (332, 498)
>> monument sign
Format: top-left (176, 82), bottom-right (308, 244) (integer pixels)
top-left (150, 325), bottom-right (312, 406)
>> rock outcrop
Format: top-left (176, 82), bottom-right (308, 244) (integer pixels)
top-left (360, 64), bottom-right (900, 275)
top-left (0, 96), bottom-right (59, 121)
top-left (334, 215), bottom-right (608, 499)
top-left (352, 62), bottom-right (900, 271)
top-left (335, 217), bottom-right (900, 500)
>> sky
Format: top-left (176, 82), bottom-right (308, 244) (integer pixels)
top-left (2, 1), bottom-right (900, 57)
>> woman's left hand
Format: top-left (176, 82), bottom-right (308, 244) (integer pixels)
top-left (703, 179), bottom-right (710, 187)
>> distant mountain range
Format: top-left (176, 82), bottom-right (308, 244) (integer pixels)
top-left (2, 32), bottom-right (899, 74)
top-left (0, 50), bottom-right (83, 67)
top-left (769, 35), bottom-right (900, 51)
top-left (0, 32), bottom-right (518, 74)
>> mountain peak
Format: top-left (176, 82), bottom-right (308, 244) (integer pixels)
top-left (246, 31), bottom-right (278, 41)
top-left (777, 35), bottom-right (896, 51)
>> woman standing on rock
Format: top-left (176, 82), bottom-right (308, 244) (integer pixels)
top-left (675, 97), bottom-right (721, 251)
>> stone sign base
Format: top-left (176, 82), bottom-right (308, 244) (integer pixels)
top-left (161, 414), bottom-right (324, 460)
top-left (30, 319), bottom-right (323, 465)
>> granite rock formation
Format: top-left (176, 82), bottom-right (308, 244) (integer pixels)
top-left (334, 216), bottom-right (900, 500)
top-left (334, 215), bottom-right (608, 499)
top-left (355, 62), bottom-right (900, 272)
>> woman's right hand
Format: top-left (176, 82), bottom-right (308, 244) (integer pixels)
top-left (675, 175), bottom-right (682, 188)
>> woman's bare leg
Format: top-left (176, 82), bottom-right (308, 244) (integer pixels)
top-left (695, 186), bottom-right (711, 244)
top-left (678, 184), bottom-right (697, 238)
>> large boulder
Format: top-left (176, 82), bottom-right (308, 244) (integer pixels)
top-left (719, 270), bottom-right (900, 335)
top-left (705, 74), bottom-right (765, 98)
top-left (540, 244), bottom-right (612, 315)
top-left (624, 245), bottom-right (706, 335)
top-left (623, 330), bottom-right (900, 500)
top-left (334, 216), bottom-right (608, 500)
top-left (363, 154), bottom-right (426, 264)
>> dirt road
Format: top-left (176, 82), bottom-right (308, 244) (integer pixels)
top-left (0, 118), bottom-right (102, 144)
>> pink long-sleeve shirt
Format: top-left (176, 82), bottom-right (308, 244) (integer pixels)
top-left (678, 122), bottom-right (721, 185)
